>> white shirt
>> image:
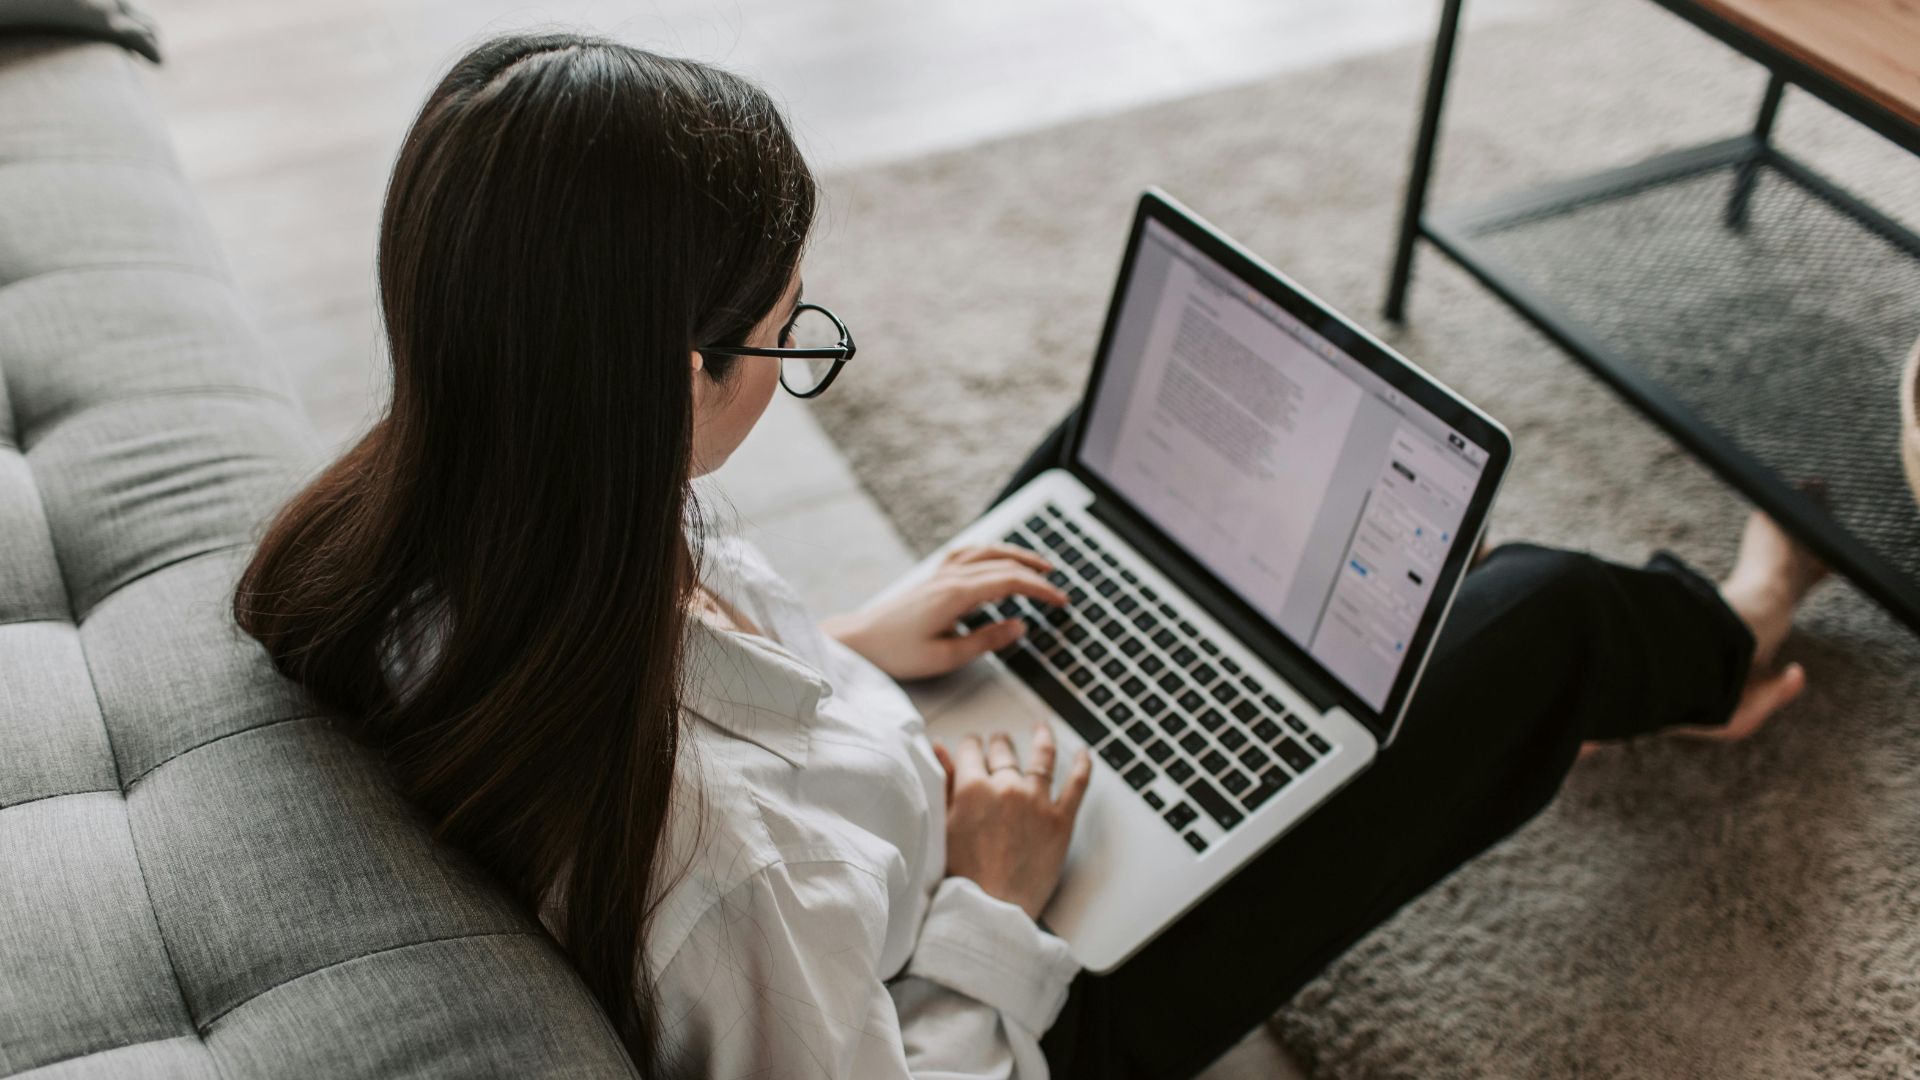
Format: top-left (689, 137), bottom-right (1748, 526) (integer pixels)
top-left (624, 535), bottom-right (1081, 1078)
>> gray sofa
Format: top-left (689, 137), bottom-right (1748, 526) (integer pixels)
top-left (0, 36), bottom-right (637, 1077)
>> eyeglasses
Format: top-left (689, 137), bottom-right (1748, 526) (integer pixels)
top-left (698, 301), bottom-right (855, 399)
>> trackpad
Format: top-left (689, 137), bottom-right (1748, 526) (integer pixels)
top-left (917, 660), bottom-right (1088, 796)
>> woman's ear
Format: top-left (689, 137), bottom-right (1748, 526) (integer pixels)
top-left (689, 349), bottom-right (705, 375)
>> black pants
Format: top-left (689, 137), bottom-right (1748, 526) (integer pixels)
top-left (987, 409), bottom-right (1757, 1080)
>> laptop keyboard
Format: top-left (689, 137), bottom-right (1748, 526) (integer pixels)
top-left (959, 502), bottom-right (1334, 854)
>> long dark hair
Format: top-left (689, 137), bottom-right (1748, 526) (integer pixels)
top-left (234, 32), bottom-right (816, 1072)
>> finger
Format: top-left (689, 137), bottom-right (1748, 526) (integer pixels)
top-left (953, 734), bottom-right (988, 783)
top-left (1056, 747), bottom-right (1093, 818)
top-left (946, 542), bottom-right (1054, 576)
top-left (936, 617), bottom-right (1025, 669)
top-left (1027, 723), bottom-right (1057, 782)
top-left (985, 731), bottom-right (1019, 774)
top-left (932, 742), bottom-right (956, 804)
top-left (950, 565), bottom-right (1070, 610)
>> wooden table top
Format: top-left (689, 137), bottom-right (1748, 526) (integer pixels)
top-left (1687, 0), bottom-right (1920, 133)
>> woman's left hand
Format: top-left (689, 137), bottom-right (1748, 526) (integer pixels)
top-left (822, 543), bottom-right (1068, 680)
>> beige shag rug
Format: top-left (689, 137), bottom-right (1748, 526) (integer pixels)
top-left (802, 2), bottom-right (1920, 1076)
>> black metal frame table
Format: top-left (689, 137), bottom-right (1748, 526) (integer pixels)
top-left (1384, 0), bottom-right (1920, 633)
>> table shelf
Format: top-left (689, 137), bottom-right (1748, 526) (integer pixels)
top-left (1421, 134), bottom-right (1920, 627)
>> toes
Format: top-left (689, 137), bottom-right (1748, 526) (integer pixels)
top-left (1724, 661), bottom-right (1807, 739)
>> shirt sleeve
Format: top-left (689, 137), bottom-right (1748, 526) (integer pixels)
top-left (656, 861), bottom-right (1080, 1079)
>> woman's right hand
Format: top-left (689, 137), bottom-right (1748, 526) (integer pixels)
top-left (933, 724), bottom-right (1093, 920)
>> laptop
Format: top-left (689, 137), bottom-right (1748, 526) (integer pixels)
top-left (875, 189), bottom-right (1512, 972)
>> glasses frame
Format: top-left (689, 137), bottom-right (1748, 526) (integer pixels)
top-left (697, 301), bottom-right (856, 399)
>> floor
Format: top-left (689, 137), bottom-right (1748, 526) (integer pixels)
top-left (130, 0), bottom-right (1551, 1072)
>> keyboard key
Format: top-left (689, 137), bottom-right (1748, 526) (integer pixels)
top-left (1252, 718), bottom-right (1283, 742)
top-left (1196, 709), bottom-right (1226, 732)
top-left (1139, 586), bottom-right (1159, 602)
top-left (1239, 675), bottom-right (1262, 695)
top-left (1067, 585), bottom-right (1087, 604)
top-left (1101, 659), bottom-right (1127, 680)
top-left (1067, 666), bottom-right (1093, 688)
top-left (1262, 694), bottom-right (1287, 715)
top-left (1132, 611), bottom-right (1157, 631)
top-left (1145, 740), bottom-right (1174, 764)
top-left (1156, 672), bottom-right (1183, 694)
top-left (1047, 569), bottom-right (1070, 588)
top-left (1200, 749), bottom-right (1231, 775)
top-left (1199, 639), bottom-right (1219, 656)
top-left (1167, 759), bottom-right (1196, 784)
top-left (1083, 641), bottom-right (1108, 662)
top-left (1158, 714), bottom-right (1188, 736)
top-left (1062, 549), bottom-right (1083, 568)
top-left (1171, 645), bottom-right (1197, 667)
top-left (1218, 727), bottom-right (1248, 751)
top-left (1231, 700), bottom-right (1260, 723)
top-left (1045, 608), bottom-right (1072, 628)
top-left (1030, 630), bottom-right (1058, 654)
top-left (1096, 579), bottom-right (1119, 598)
top-left (1178, 620), bottom-right (1199, 637)
top-left (1024, 515), bottom-right (1046, 532)
top-left (1158, 603), bottom-right (1179, 620)
top-left (1143, 790), bottom-right (1165, 810)
top-left (1119, 637), bottom-right (1145, 657)
top-left (1101, 742), bottom-right (1136, 770)
top-left (1126, 720), bottom-right (1154, 744)
top-left (1165, 802), bottom-right (1198, 830)
top-left (1115, 595), bottom-right (1139, 615)
top-left (1063, 518), bottom-right (1081, 534)
top-left (1184, 831), bottom-right (1209, 853)
top-left (959, 609), bottom-right (996, 633)
top-left (1101, 618), bottom-right (1128, 640)
top-left (1276, 738), bottom-right (1315, 773)
top-left (1083, 603), bottom-right (1107, 624)
top-left (1177, 690), bottom-right (1205, 713)
top-left (1220, 769), bottom-right (1251, 796)
top-left (1239, 746), bottom-right (1270, 772)
top-left (1064, 623), bottom-right (1089, 644)
top-left (1211, 682), bottom-right (1238, 704)
top-left (1140, 694), bottom-right (1167, 717)
top-left (1220, 657), bottom-right (1241, 675)
top-left (1242, 767), bottom-right (1291, 810)
top-left (1120, 675), bottom-right (1147, 697)
top-left (1179, 732), bottom-right (1207, 755)
top-left (1106, 703), bottom-right (1134, 725)
top-left (1152, 628), bottom-right (1178, 650)
top-left (1307, 733), bottom-right (1332, 755)
top-left (1120, 568), bottom-right (1139, 584)
top-left (1088, 684), bottom-right (1114, 707)
top-left (1191, 663), bottom-right (1217, 685)
top-left (1187, 779), bottom-right (1244, 829)
top-left (1101, 553), bottom-right (1119, 568)
top-left (1123, 763), bottom-right (1154, 790)
top-left (1285, 714), bottom-right (1309, 734)
top-left (1140, 654), bottom-right (1165, 676)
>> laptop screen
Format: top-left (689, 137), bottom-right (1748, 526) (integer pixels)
top-left (1077, 216), bottom-right (1492, 713)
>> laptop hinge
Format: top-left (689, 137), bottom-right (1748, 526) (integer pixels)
top-left (1086, 495), bottom-right (1338, 715)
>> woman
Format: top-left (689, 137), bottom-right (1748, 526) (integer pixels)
top-left (235, 32), bottom-right (1826, 1079)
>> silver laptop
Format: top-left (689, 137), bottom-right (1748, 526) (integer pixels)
top-left (876, 189), bottom-right (1512, 972)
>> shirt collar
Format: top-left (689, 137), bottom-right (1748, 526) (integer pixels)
top-left (680, 617), bottom-right (827, 768)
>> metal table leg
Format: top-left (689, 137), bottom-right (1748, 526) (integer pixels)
top-left (1725, 73), bottom-right (1786, 229)
top-left (1384, 0), bottom-right (1466, 323)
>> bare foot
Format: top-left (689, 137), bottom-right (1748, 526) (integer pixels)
top-left (1582, 510), bottom-right (1827, 756)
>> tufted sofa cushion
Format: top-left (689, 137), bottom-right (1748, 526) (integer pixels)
top-left (0, 38), bottom-right (638, 1077)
